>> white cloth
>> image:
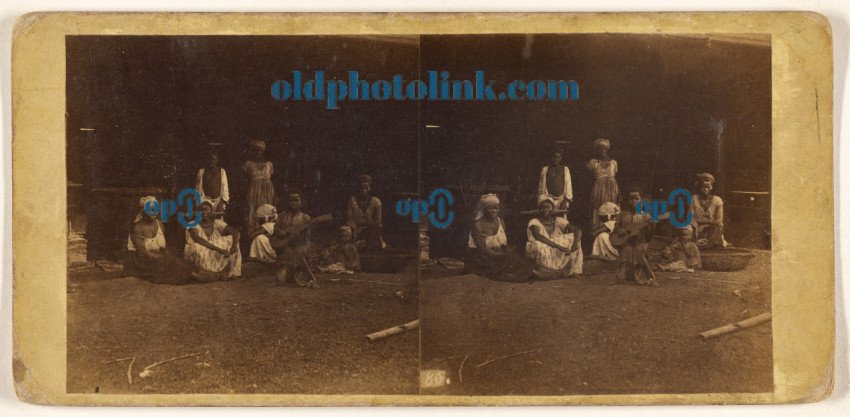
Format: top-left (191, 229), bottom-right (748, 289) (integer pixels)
top-left (468, 219), bottom-right (508, 249)
top-left (591, 220), bottom-right (619, 261)
top-left (525, 217), bottom-right (583, 274)
top-left (196, 167), bottom-right (230, 206)
top-left (249, 222), bottom-right (278, 263)
top-left (184, 219), bottom-right (241, 277)
top-left (537, 165), bottom-right (573, 205)
top-left (127, 219), bottom-right (166, 253)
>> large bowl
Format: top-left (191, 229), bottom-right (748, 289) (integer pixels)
top-left (700, 248), bottom-right (756, 272)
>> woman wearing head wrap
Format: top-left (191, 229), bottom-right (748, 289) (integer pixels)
top-left (346, 173), bottom-right (384, 250)
top-left (526, 194), bottom-right (583, 279)
top-left (184, 197), bottom-right (242, 282)
top-left (692, 172), bottom-right (728, 248)
top-left (467, 194), bottom-right (512, 277)
top-left (590, 201), bottom-right (621, 261)
top-left (586, 138), bottom-right (620, 227)
top-left (247, 203), bottom-right (279, 263)
top-left (537, 147), bottom-right (573, 219)
top-left (124, 196), bottom-right (191, 283)
top-left (242, 139), bottom-right (275, 230)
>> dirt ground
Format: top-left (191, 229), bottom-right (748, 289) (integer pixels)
top-left (420, 250), bottom-right (773, 396)
top-left (67, 263), bottom-right (419, 395)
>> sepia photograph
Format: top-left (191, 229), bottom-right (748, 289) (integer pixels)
top-left (65, 35), bottom-right (421, 394)
top-left (10, 11), bottom-right (831, 405)
top-left (418, 33), bottom-right (773, 395)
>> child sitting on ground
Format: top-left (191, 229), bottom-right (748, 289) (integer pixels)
top-left (317, 225), bottom-right (361, 274)
top-left (656, 226), bottom-right (702, 273)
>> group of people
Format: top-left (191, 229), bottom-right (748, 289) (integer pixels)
top-left (466, 138), bottom-right (728, 285)
top-left (124, 139), bottom-right (385, 286)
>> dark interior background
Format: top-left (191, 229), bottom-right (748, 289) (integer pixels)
top-left (419, 34), bottom-right (771, 257)
top-left (67, 36), bottom-right (420, 259)
top-left (67, 34), bottom-right (771, 261)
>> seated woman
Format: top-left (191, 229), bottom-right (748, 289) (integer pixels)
top-left (346, 174), bottom-right (384, 250)
top-left (590, 201), bottom-right (620, 261)
top-left (124, 196), bottom-right (191, 284)
top-left (693, 172), bottom-right (728, 248)
top-left (467, 193), bottom-right (512, 277)
top-left (525, 194), bottom-right (583, 279)
top-left (247, 203), bottom-right (279, 263)
top-left (184, 198), bottom-right (242, 282)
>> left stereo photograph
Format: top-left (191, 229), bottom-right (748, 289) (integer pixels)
top-left (65, 35), bottom-right (421, 395)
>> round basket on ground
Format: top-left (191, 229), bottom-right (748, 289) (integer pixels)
top-left (700, 248), bottom-right (756, 272)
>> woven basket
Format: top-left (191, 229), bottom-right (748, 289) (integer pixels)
top-left (700, 248), bottom-right (756, 272)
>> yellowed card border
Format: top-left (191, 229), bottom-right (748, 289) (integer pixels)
top-left (11, 11), bottom-right (834, 406)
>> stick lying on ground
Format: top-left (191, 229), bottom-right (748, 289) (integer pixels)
top-left (139, 352), bottom-right (204, 378)
top-left (700, 312), bottom-right (771, 340)
top-left (475, 348), bottom-right (543, 368)
top-left (366, 320), bottom-right (419, 341)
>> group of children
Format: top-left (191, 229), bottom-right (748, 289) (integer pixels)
top-left (467, 138), bottom-right (724, 285)
top-left (125, 140), bottom-right (378, 287)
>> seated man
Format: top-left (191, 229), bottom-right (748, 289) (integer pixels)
top-left (693, 172), bottom-right (728, 248)
top-left (610, 187), bottom-right (656, 286)
top-left (271, 190), bottom-right (318, 288)
top-left (590, 201), bottom-right (620, 261)
top-left (346, 174), bottom-right (384, 250)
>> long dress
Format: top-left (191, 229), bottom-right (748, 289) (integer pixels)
top-left (184, 219), bottom-right (242, 278)
top-left (525, 217), bottom-right (583, 275)
top-left (243, 160), bottom-right (274, 230)
top-left (248, 221), bottom-right (278, 263)
top-left (693, 195), bottom-right (727, 247)
top-left (467, 218), bottom-right (512, 276)
top-left (591, 219), bottom-right (619, 261)
top-left (587, 158), bottom-right (619, 226)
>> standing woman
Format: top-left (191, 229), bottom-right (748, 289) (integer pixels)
top-left (242, 139), bottom-right (275, 230)
top-left (586, 138), bottom-right (619, 227)
top-left (525, 194), bottom-right (583, 279)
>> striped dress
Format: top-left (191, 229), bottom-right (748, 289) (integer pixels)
top-left (184, 219), bottom-right (242, 278)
